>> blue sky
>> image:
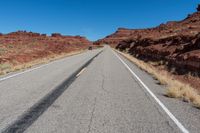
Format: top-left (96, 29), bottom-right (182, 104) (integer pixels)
top-left (0, 0), bottom-right (199, 41)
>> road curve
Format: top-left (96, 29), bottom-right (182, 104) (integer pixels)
top-left (1, 46), bottom-right (200, 133)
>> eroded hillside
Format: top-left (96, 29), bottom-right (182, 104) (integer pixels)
top-left (95, 5), bottom-right (200, 90)
top-left (0, 31), bottom-right (92, 74)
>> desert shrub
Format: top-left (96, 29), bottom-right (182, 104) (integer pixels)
top-left (0, 63), bottom-right (11, 71)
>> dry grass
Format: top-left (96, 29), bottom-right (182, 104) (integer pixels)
top-left (116, 50), bottom-right (200, 108)
top-left (0, 50), bottom-right (86, 75)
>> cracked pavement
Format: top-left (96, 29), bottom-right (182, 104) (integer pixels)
top-left (25, 47), bottom-right (181, 133)
top-left (1, 46), bottom-right (200, 133)
top-left (87, 97), bottom-right (96, 133)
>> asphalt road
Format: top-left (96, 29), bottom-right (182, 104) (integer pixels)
top-left (1, 46), bottom-right (200, 133)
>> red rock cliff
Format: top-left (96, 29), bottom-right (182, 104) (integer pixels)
top-left (96, 5), bottom-right (200, 75)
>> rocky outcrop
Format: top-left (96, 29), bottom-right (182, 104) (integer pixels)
top-left (97, 4), bottom-right (200, 75)
top-left (94, 28), bottom-right (135, 47)
top-left (51, 33), bottom-right (62, 37)
top-left (8, 31), bottom-right (41, 37)
top-left (197, 4), bottom-right (200, 12)
top-left (0, 31), bottom-right (92, 65)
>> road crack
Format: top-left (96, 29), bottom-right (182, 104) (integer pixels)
top-left (87, 97), bottom-right (97, 133)
top-left (101, 69), bottom-right (109, 94)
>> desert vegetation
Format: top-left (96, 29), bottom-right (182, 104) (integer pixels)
top-left (117, 50), bottom-right (200, 108)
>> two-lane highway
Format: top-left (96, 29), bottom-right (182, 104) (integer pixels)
top-left (24, 46), bottom-right (180, 133)
top-left (1, 46), bottom-right (200, 133)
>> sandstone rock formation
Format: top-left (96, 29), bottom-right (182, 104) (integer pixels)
top-left (95, 5), bottom-right (200, 75)
top-left (94, 28), bottom-right (135, 47)
top-left (0, 31), bottom-right (91, 65)
top-left (51, 33), bottom-right (62, 37)
top-left (197, 4), bottom-right (200, 12)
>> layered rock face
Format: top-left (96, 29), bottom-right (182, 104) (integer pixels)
top-left (96, 6), bottom-right (200, 75)
top-left (0, 31), bottom-right (92, 65)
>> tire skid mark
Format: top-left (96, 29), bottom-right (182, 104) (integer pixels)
top-left (2, 50), bottom-right (103, 133)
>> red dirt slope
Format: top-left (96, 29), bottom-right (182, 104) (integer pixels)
top-left (0, 31), bottom-right (91, 68)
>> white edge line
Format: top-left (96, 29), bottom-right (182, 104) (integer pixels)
top-left (0, 63), bottom-right (51, 82)
top-left (0, 49), bottom-right (100, 82)
top-left (0, 51), bottom-right (85, 82)
top-left (112, 50), bottom-right (189, 133)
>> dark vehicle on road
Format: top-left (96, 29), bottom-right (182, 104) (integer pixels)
top-left (88, 46), bottom-right (93, 50)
